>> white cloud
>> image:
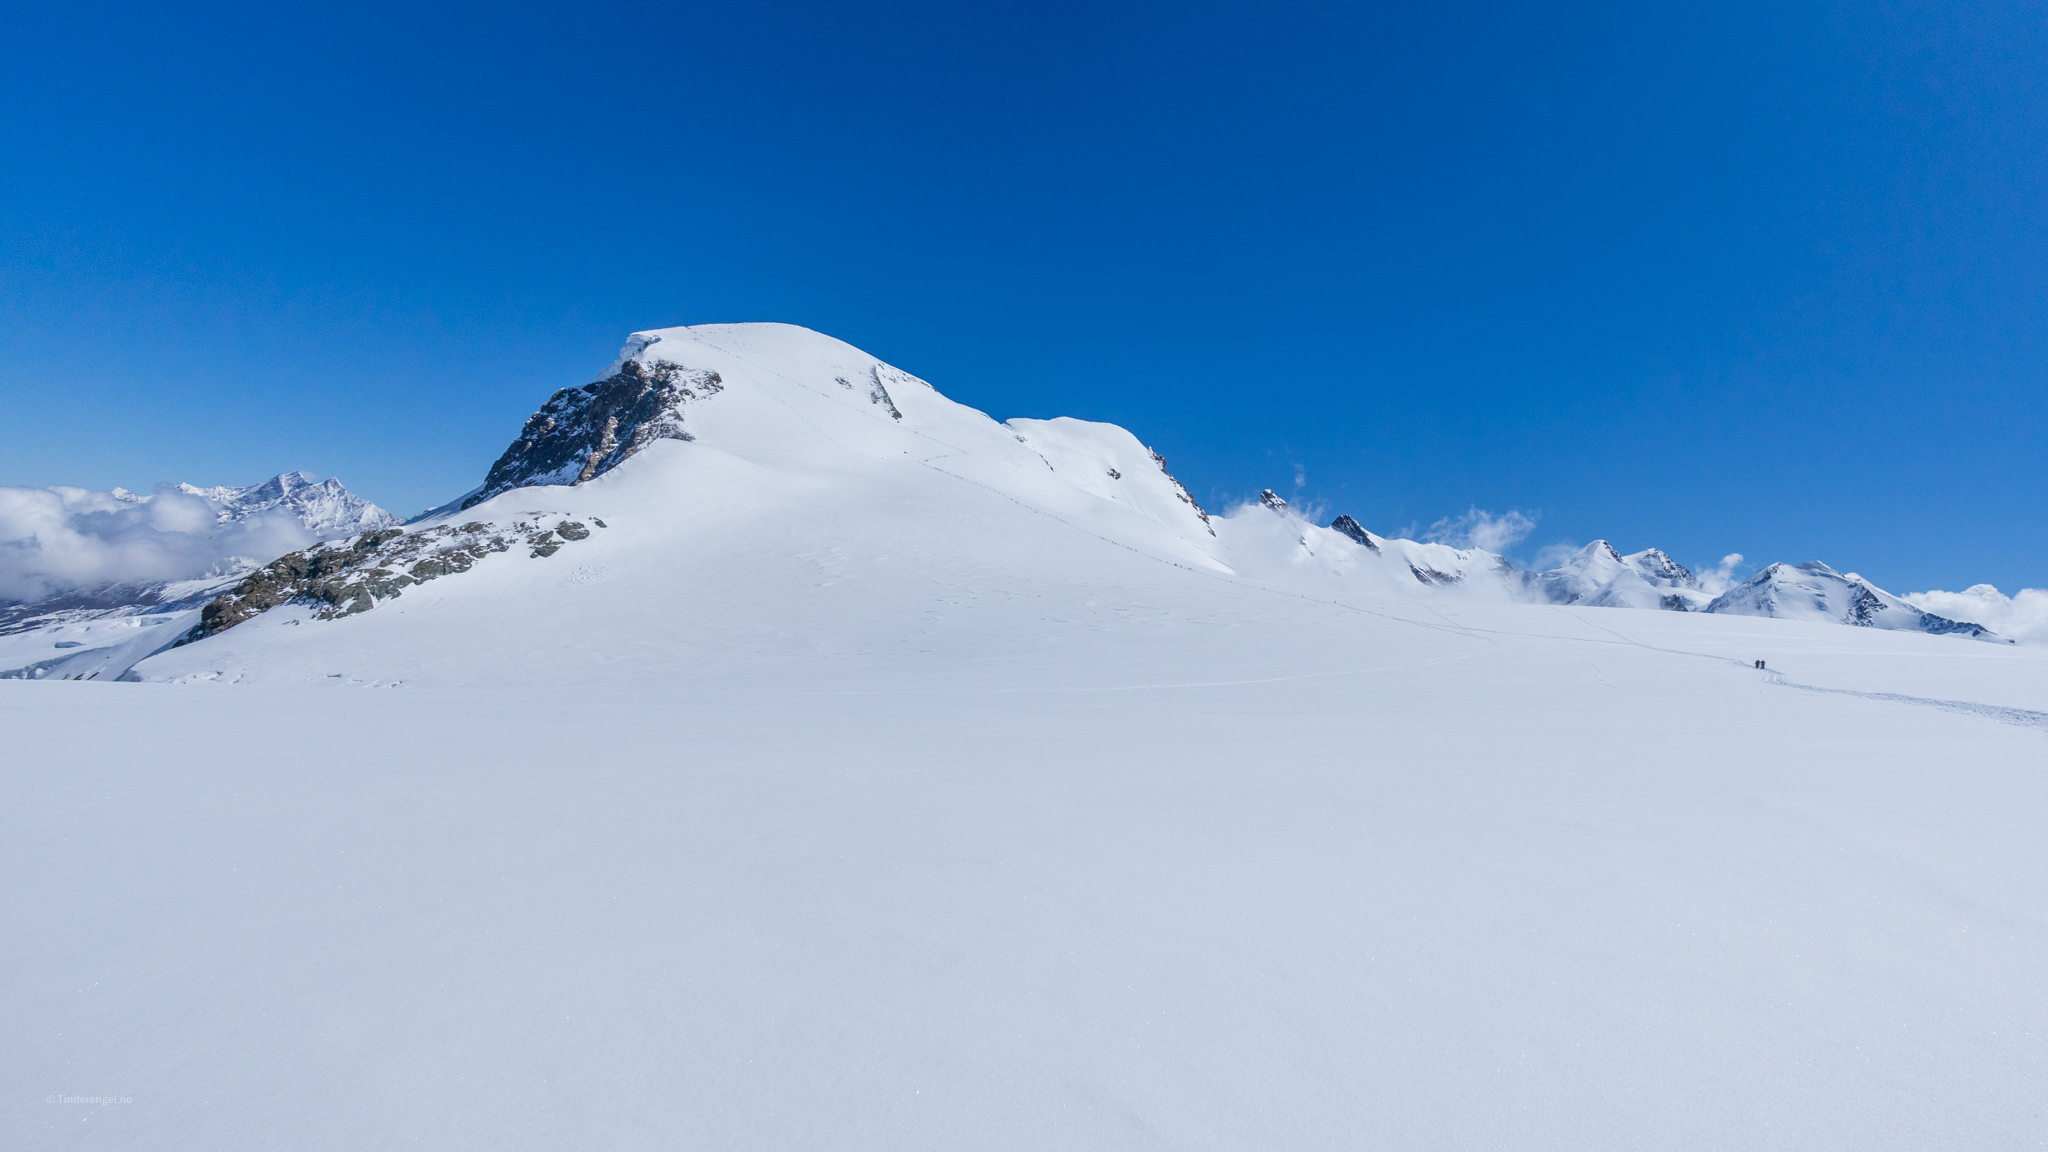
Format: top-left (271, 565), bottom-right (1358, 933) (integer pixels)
top-left (1902, 585), bottom-right (2048, 646)
top-left (0, 485), bottom-right (312, 604)
top-left (1697, 553), bottom-right (1747, 596)
top-left (1528, 541), bottom-right (1582, 572)
top-left (1423, 507), bottom-right (1537, 554)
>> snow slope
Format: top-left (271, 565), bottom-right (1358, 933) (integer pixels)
top-left (7, 323), bottom-right (2047, 1149)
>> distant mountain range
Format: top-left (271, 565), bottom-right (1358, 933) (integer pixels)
top-left (0, 474), bottom-right (393, 680)
top-left (1524, 540), bottom-right (1993, 638)
top-left (0, 324), bottom-right (2013, 682)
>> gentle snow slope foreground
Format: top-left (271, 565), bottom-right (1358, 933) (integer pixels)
top-left (6, 323), bottom-right (2047, 1150)
top-left (7, 602), bottom-right (2048, 1150)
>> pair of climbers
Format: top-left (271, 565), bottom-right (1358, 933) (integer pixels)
top-left (1753, 659), bottom-right (1767, 670)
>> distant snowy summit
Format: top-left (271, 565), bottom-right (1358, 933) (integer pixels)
top-left (1531, 541), bottom-right (1706, 612)
top-left (173, 470), bottom-right (397, 538)
top-left (0, 472), bottom-right (394, 680)
top-left (1508, 539), bottom-right (1994, 637)
top-left (1702, 560), bottom-right (1993, 637)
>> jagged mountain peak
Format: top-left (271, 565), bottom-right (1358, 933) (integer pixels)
top-left (1328, 514), bottom-right (1381, 553)
top-left (177, 471), bottom-right (397, 538)
top-left (1626, 547), bottom-right (1695, 586)
top-left (1533, 540), bottom-right (1706, 611)
top-left (1584, 540), bottom-right (1624, 563)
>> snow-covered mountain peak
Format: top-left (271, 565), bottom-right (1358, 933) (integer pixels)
top-left (1627, 547), bottom-right (1695, 586)
top-left (419, 323), bottom-right (1224, 564)
top-left (176, 471), bottom-right (396, 538)
top-left (1531, 540), bottom-right (1707, 611)
top-left (92, 321), bottom-right (2024, 687)
top-left (1705, 560), bottom-right (2000, 639)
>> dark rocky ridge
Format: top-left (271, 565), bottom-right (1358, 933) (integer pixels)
top-left (1154, 452), bottom-right (1213, 534)
top-left (1328, 515), bottom-right (1380, 553)
top-left (176, 517), bottom-right (598, 644)
top-left (463, 359), bottom-right (722, 510)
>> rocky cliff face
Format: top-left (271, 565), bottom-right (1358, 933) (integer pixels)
top-left (463, 359), bottom-right (722, 510)
top-left (176, 515), bottom-right (602, 644)
top-left (1328, 515), bottom-right (1380, 553)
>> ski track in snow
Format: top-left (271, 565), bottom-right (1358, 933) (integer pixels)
top-left (1538, 607), bottom-right (2048, 736)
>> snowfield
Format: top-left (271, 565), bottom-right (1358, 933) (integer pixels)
top-left (5, 324), bottom-right (2045, 1149)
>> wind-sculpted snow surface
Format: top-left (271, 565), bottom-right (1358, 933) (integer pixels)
top-left (10, 323), bottom-right (2048, 1149)
top-left (10, 574), bottom-right (2048, 1149)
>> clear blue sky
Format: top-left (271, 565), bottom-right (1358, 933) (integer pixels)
top-left (4, 0), bottom-right (2044, 592)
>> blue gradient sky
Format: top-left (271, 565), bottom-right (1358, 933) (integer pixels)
top-left (4, 0), bottom-right (2044, 592)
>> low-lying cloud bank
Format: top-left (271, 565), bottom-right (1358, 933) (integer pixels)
top-left (0, 485), bottom-right (314, 604)
top-left (1903, 586), bottom-right (2048, 646)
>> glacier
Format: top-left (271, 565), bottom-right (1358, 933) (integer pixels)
top-left (5, 323), bottom-right (2046, 1151)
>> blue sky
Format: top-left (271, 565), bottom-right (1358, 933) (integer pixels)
top-left (3, 0), bottom-right (2044, 593)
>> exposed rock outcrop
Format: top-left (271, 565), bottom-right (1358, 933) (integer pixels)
top-left (1329, 514), bottom-right (1381, 553)
top-left (177, 517), bottom-right (599, 643)
top-left (463, 359), bottom-right (722, 510)
top-left (867, 365), bottom-right (904, 420)
top-left (1151, 451), bottom-right (1213, 534)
